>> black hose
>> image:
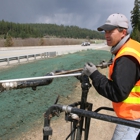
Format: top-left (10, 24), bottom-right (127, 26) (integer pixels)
top-left (71, 108), bottom-right (140, 129)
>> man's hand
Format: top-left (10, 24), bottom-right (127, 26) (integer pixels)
top-left (82, 62), bottom-right (97, 76)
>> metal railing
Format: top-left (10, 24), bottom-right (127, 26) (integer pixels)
top-left (0, 51), bottom-right (56, 65)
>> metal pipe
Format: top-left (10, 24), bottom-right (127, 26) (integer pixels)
top-left (55, 68), bottom-right (83, 75)
top-left (0, 73), bottom-right (81, 83)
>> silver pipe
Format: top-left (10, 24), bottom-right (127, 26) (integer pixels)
top-left (0, 73), bottom-right (81, 83)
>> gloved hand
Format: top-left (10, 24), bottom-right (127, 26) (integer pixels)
top-left (82, 62), bottom-right (97, 76)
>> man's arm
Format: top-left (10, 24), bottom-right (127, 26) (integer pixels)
top-left (90, 56), bottom-right (140, 102)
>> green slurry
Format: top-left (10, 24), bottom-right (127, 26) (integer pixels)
top-left (0, 49), bottom-right (111, 139)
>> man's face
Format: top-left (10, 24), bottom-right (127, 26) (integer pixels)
top-left (105, 28), bottom-right (126, 46)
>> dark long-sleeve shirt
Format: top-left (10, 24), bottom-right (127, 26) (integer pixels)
top-left (90, 56), bottom-right (140, 102)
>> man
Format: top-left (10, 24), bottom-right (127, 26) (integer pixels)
top-left (82, 13), bottom-right (140, 140)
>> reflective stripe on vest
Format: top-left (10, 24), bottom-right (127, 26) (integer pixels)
top-left (122, 86), bottom-right (140, 104)
top-left (131, 86), bottom-right (140, 92)
top-left (119, 47), bottom-right (140, 60)
top-left (123, 97), bottom-right (140, 104)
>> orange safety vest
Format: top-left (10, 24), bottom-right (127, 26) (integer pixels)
top-left (109, 38), bottom-right (140, 120)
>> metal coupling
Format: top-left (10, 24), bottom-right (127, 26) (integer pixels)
top-left (2, 82), bottom-right (17, 90)
top-left (62, 105), bottom-right (72, 113)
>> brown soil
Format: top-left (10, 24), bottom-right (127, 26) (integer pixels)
top-left (15, 68), bottom-right (116, 140)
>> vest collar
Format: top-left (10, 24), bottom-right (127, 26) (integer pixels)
top-left (111, 34), bottom-right (130, 55)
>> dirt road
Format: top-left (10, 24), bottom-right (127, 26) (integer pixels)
top-left (0, 43), bottom-right (108, 58)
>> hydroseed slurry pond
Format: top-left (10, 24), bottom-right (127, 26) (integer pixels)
top-left (0, 49), bottom-right (111, 139)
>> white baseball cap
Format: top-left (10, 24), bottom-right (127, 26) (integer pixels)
top-left (97, 13), bottom-right (129, 31)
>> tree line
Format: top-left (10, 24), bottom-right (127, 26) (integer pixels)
top-left (0, 0), bottom-right (139, 42)
top-left (0, 20), bottom-right (104, 39)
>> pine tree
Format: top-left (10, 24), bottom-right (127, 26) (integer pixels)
top-left (4, 35), bottom-right (14, 47)
top-left (130, 0), bottom-right (140, 41)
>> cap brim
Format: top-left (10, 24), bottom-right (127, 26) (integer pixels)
top-left (97, 24), bottom-right (117, 31)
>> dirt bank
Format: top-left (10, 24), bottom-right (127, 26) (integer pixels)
top-left (15, 69), bottom-right (116, 140)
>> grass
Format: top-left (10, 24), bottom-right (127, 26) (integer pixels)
top-left (0, 37), bottom-right (105, 47)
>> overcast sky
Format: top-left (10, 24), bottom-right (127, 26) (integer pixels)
top-left (0, 0), bottom-right (135, 31)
